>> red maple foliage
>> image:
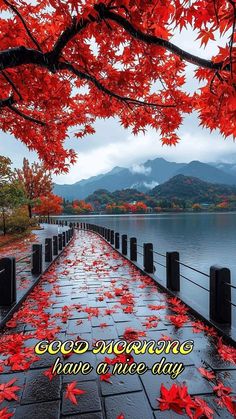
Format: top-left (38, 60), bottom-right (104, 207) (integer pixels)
top-left (15, 158), bottom-right (52, 217)
top-left (0, 1), bottom-right (235, 171)
top-left (33, 193), bottom-right (63, 220)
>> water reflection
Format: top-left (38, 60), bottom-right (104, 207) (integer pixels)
top-left (58, 212), bottom-right (236, 326)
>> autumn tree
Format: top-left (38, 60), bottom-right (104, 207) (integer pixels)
top-left (15, 158), bottom-right (53, 218)
top-left (33, 193), bottom-right (63, 221)
top-left (0, 156), bottom-right (12, 184)
top-left (0, 156), bottom-right (26, 235)
top-left (0, 1), bottom-right (235, 172)
top-left (72, 200), bottom-right (94, 214)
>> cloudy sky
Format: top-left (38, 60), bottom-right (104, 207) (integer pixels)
top-left (0, 25), bottom-right (235, 185)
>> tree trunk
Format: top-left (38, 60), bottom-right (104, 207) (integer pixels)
top-left (48, 213), bottom-right (50, 223)
top-left (28, 204), bottom-right (32, 218)
top-left (2, 210), bottom-right (6, 236)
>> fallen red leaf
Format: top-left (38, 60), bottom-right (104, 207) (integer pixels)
top-left (65, 381), bottom-right (86, 405)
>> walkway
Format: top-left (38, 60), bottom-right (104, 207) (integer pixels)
top-left (0, 224), bottom-right (68, 326)
top-left (0, 229), bottom-right (235, 418)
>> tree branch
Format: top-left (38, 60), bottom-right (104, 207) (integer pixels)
top-left (58, 61), bottom-right (175, 108)
top-left (0, 95), bottom-right (14, 108)
top-left (94, 3), bottom-right (230, 72)
top-left (3, 0), bottom-right (42, 52)
top-left (52, 16), bottom-right (90, 60)
top-left (1, 70), bottom-right (23, 100)
top-left (7, 104), bottom-right (46, 125)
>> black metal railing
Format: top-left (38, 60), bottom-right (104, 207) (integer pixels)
top-left (76, 222), bottom-right (235, 330)
top-left (0, 225), bottom-right (74, 308)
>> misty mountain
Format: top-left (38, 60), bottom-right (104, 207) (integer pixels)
top-left (175, 161), bottom-right (236, 185)
top-left (54, 157), bottom-right (236, 200)
top-left (151, 174), bottom-right (236, 203)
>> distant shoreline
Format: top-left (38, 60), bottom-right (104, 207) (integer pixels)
top-left (52, 210), bottom-right (236, 218)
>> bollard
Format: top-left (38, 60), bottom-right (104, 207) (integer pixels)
top-left (115, 232), bottom-right (120, 249)
top-left (58, 234), bottom-right (63, 251)
top-left (107, 229), bottom-right (111, 242)
top-left (0, 257), bottom-right (16, 306)
top-left (110, 230), bottom-right (114, 245)
top-left (66, 230), bottom-right (69, 243)
top-left (166, 251), bottom-right (180, 292)
top-left (210, 266), bottom-right (231, 324)
top-left (45, 238), bottom-right (53, 263)
top-left (63, 232), bottom-right (66, 247)
top-left (143, 243), bottom-right (154, 273)
top-left (130, 237), bottom-right (137, 262)
top-left (53, 236), bottom-right (58, 256)
top-left (32, 244), bottom-right (42, 276)
top-left (122, 234), bottom-right (127, 255)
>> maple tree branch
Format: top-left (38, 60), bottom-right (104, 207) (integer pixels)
top-left (58, 61), bottom-right (175, 108)
top-left (52, 17), bottom-right (90, 60)
top-left (8, 105), bottom-right (46, 126)
top-left (3, 0), bottom-right (42, 52)
top-left (0, 94), bottom-right (45, 125)
top-left (0, 95), bottom-right (14, 108)
top-left (7, 104), bottom-right (46, 125)
top-left (1, 70), bottom-right (23, 100)
top-left (94, 3), bottom-right (230, 72)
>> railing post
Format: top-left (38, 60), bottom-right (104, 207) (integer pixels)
top-left (166, 251), bottom-right (180, 291)
top-left (53, 236), bottom-right (58, 256)
top-left (115, 232), bottom-right (120, 249)
top-left (58, 234), bottom-right (63, 251)
top-left (32, 244), bottom-right (42, 276)
top-left (66, 230), bottom-right (69, 243)
top-left (45, 238), bottom-right (53, 262)
top-left (110, 230), bottom-right (114, 245)
top-left (122, 234), bottom-right (127, 255)
top-left (143, 243), bottom-right (154, 273)
top-left (107, 229), bottom-right (111, 242)
top-left (210, 266), bottom-right (231, 325)
top-left (130, 237), bottom-right (137, 261)
top-left (63, 232), bottom-right (66, 247)
top-left (0, 257), bottom-right (16, 306)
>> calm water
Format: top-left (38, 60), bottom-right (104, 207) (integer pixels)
top-left (57, 212), bottom-right (236, 326)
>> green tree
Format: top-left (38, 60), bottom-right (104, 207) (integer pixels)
top-left (0, 181), bottom-right (26, 235)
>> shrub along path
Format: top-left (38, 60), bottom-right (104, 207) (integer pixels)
top-left (0, 229), bottom-right (235, 418)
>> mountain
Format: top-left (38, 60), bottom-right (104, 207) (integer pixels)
top-left (175, 161), bottom-right (236, 185)
top-left (211, 162), bottom-right (236, 177)
top-left (54, 157), bottom-right (236, 200)
top-left (151, 175), bottom-right (236, 203)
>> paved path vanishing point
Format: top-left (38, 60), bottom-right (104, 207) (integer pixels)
top-left (0, 229), bottom-right (236, 419)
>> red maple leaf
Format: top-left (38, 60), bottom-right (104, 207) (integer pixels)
top-left (0, 378), bottom-right (21, 403)
top-left (218, 395), bottom-right (236, 416)
top-left (116, 414), bottom-right (125, 419)
top-left (213, 381), bottom-right (232, 397)
top-left (100, 373), bottom-right (112, 383)
top-left (43, 367), bottom-right (57, 381)
top-left (0, 408), bottom-right (14, 419)
top-left (165, 314), bottom-right (189, 328)
top-left (198, 367), bottom-right (215, 380)
top-left (193, 397), bottom-right (214, 418)
top-left (157, 383), bottom-right (188, 414)
top-left (65, 381), bottom-right (86, 405)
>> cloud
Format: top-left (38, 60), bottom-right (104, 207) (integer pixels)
top-left (130, 164), bottom-right (151, 175)
top-left (143, 181), bottom-right (159, 189)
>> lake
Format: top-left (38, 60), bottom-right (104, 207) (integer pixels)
top-left (56, 212), bottom-right (236, 327)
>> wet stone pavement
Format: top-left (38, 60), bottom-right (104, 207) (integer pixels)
top-left (0, 229), bottom-right (235, 418)
top-left (0, 224), bottom-right (68, 325)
